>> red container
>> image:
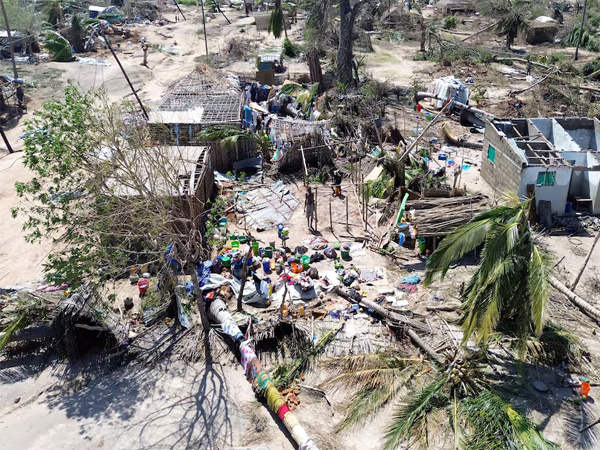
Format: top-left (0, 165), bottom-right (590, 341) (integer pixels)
top-left (416, 104), bottom-right (423, 112)
top-left (138, 279), bottom-right (149, 296)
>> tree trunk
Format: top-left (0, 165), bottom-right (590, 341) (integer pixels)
top-left (191, 267), bottom-right (212, 361)
top-left (571, 232), bottom-right (600, 291)
top-left (335, 287), bottom-right (443, 364)
top-left (0, 325), bottom-right (54, 343)
top-left (575, 0), bottom-right (589, 61)
top-left (549, 275), bottom-right (600, 320)
top-left (337, 0), bottom-right (360, 87)
top-left (307, 49), bottom-right (324, 94)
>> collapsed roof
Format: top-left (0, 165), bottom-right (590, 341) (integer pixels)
top-left (150, 65), bottom-right (243, 126)
top-left (491, 117), bottom-right (600, 169)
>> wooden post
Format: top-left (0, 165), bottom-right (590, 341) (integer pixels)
top-left (301, 145), bottom-right (308, 185)
top-left (103, 30), bottom-right (149, 120)
top-left (174, 0), bottom-right (187, 20)
top-left (346, 194), bottom-right (349, 232)
top-left (0, 0), bottom-right (18, 79)
top-left (200, 0), bottom-right (209, 56)
top-left (314, 187), bottom-right (318, 231)
top-left (0, 125), bottom-right (13, 153)
top-left (363, 176), bottom-right (367, 232)
top-left (329, 196), bottom-right (333, 231)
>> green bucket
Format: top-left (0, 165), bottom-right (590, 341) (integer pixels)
top-left (239, 235), bottom-right (248, 244)
top-left (341, 248), bottom-right (350, 260)
top-left (417, 237), bottom-right (426, 254)
top-left (333, 241), bottom-right (341, 250)
top-left (301, 255), bottom-right (310, 269)
top-left (264, 246), bottom-right (274, 258)
top-left (229, 232), bottom-right (237, 241)
top-left (231, 240), bottom-right (240, 250)
top-left (252, 241), bottom-right (259, 255)
top-left (221, 256), bottom-right (231, 268)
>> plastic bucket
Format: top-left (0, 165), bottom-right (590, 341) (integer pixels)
top-left (252, 241), bottom-right (259, 255)
top-left (301, 255), bottom-right (310, 269)
top-left (229, 232), bottom-right (237, 241)
top-left (291, 262), bottom-right (303, 273)
top-left (333, 241), bottom-right (341, 250)
top-left (565, 201), bottom-right (573, 214)
top-left (417, 237), bottom-right (426, 254)
top-left (221, 256), bottom-right (231, 268)
top-left (231, 240), bottom-right (240, 250)
top-left (262, 258), bottom-right (271, 273)
top-left (264, 246), bottom-right (273, 258)
top-left (341, 248), bottom-right (350, 260)
top-left (579, 382), bottom-right (591, 397)
top-left (239, 236), bottom-right (248, 244)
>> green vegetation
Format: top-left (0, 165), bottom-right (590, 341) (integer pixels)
top-left (425, 194), bottom-right (552, 357)
top-left (283, 37), bottom-right (302, 57)
top-left (443, 15), bottom-right (457, 30)
top-left (44, 31), bottom-right (72, 62)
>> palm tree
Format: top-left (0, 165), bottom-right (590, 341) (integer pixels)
top-left (497, 10), bottom-right (527, 50)
top-left (322, 351), bottom-right (558, 450)
top-left (424, 194), bottom-right (552, 358)
top-left (268, 0), bottom-right (288, 39)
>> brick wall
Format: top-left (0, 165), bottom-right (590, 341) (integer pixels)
top-left (481, 126), bottom-right (525, 197)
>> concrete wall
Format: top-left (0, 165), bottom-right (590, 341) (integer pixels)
top-left (586, 171), bottom-right (600, 214)
top-left (551, 119), bottom-right (581, 151)
top-left (561, 152), bottom-right (587, 197)
top-left (518, 166), bottom-right (572, 214)
top-left (481, 124), bottom-right (526, 197)
top-left (556, 118), bottom-right (599, 150)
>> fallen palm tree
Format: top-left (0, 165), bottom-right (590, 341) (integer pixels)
top-left (549, 275), bottom-right (600, 321)
top-left (206, 290), bottom-right (319, 450)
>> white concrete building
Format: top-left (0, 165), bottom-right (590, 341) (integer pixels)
top-left (481, 117), bottom-right (600, 215)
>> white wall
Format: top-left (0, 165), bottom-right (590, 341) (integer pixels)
top-left (519, 166), bottom-right (572, 214)
top-left (551, 119), bottom-right (582, 151)
top-left (586, 171), bottom-right (600, 214)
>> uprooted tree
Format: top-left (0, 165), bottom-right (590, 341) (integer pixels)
top-left (12, 86), bottom-right (212, 349)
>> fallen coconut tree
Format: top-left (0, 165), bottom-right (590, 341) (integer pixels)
top-left (549, 275), bottom-right (600, 321)
top-left (205, 287), bottom-right (320, 450)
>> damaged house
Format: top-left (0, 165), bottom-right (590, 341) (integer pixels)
top-left (482, 117), bottom-right (600, 215)
top-left (149, 66), bottom-right (256, 171)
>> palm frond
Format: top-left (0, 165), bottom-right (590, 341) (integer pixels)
top-left (274, 322), bottom-right (343, 388)
top-left (337, 370), bottom-right (407, 432)
top-left (528, 245), bottom-right (552, 337)
top-left (461, 390), bottom-right (557, 450)
top-left (424, 218), bottom-right (495, 285)
top-left (527, 322), bottom-right (584, 368)
top-left (383, 375), bottom-right (449, 450)
top-left (44, 31), bottom-right (72, 62)
top-left (268, 5), bottom-right (284, 39)
top-left (279, 83), bottom-right (304, 96)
